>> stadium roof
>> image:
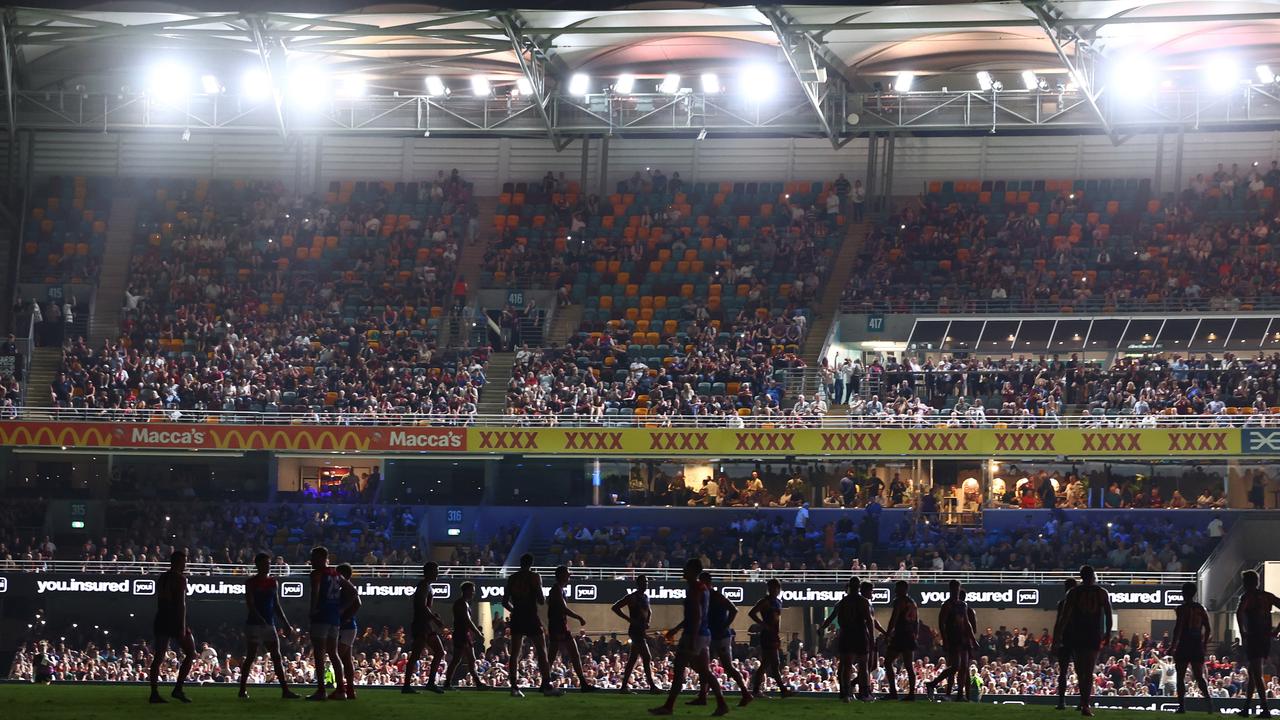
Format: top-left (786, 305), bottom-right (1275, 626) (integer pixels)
top-left (9, 1), bottom-right (1280, 93)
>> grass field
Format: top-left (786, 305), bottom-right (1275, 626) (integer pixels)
top-left (0, 684), bottom-right (1217, 720)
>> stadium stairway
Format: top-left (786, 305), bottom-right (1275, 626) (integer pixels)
top-left (23, 346), bottom-right (61, 407)
top-left (87, 197), bottom-right (138, 346)
top-left (802, 219), bottom-right (869, 370)
top-left (544, 304), bottom-right (581, 346)
top-left (476, 351), bottom-right (515, 415)
top-left (453, 195), bottom-right (497, 302)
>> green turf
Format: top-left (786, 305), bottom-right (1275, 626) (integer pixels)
top-left (0, 684), bottom-right (1205, 720)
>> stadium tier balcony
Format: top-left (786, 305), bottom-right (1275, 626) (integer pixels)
top-left (20, 176), bottom-right (111, 284)
top-left (47, 176), bottom-right (488, 417)
top-left (843, 169), bottom-right (1280, 314)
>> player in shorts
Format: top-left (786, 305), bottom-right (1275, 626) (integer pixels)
top-left (1058, 565), bottom-right (1113, 717)
top-left (612, 574), bottom-right (659, 693)
top-left (308, 545), bottom-right (355, 701)
top-left (690, 572), bottom-right (752, 707)
top-left (503, 553), bottom-right (559, 697)
top-left (649, 558), bottom-right (728, 716)
top-left (1170, 581), bottom-right (1212, 714)
top-left (546, 565), bottom-right (595, 692)
top-left (335, 564), bottom-right (362, 699)
top-left (238, 552), bottom-right (299, 699)
top-left (926, 579), bottom-right (978, 702)
top-left (819, 577), bottom-right (873, 703)
top-left (1051, 577), bottom-right (1078, 710)
top-left (859, 581), bottom-right (885, 700)
top-left (883, 579), bottom-right (919, 701)
top-left (443, 582), bottom-right (488, 689)
top-left (403, 561), bottom-right (447, 694)
top-left (149, 551), bottom-right (195, 704)
top-left (1236, 569), bottom-right (1280, 717)
top-left (748, 579), bottom-right (793, 699)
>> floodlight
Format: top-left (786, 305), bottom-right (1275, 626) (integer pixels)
top-left (471, 75), bottom-right (491, 96)
top-left (1258, 64), bottom-right (1277, 84)
top-left (1021, 70), bottom-right (1038, 90)
top-left (740, 64), bottom-right (778, 101)
top-left (568, 73), bottom-right (589, 96)
top-left (1204, 54), bottom-right (1240, 91)
top-left (146, 62), bottom-right (191, 100)
top-left (701, 73), bottom-right (721, 93)
top-left (514, 77), bottom-right (533, 96)
top-left (615, 74), bottom-right (635, 94)
top-left (242, 68), bottom-right (272, 101)
top-left (976, 71), bottom-right (993, 91)
top-left (335, 74), bottom-right (367, 99)
top-left (893, 71), bottom-right (914, 92)
top-left (425, 76), bottom-right (447, 97)
top-left (200, 74), bottom-right (221, 95)
top-left (658, 73), bottom-right (681, 94)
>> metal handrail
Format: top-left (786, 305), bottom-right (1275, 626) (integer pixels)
top-left (0, 560), bottom-right (1194, 585)
top-left (840, 296), bottom-right (1280, 315)
top-left (0, 405), bottom-right (1275, 428)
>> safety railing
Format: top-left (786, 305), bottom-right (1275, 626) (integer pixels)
top-left (1, 405), bottom-right (1275, 428)
top-left (840, 296), bottom-right (1280, 315)
top-left (0, 559), bottom-right (1194, 585)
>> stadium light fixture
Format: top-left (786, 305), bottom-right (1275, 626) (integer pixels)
top-left (200, 74), bottom-right (222, 95)
top-left (615, 74), bottom-right (635, 94)
top-left (1110, 55), bottom-right (1156, 100)
top-left (976, 71), bottom-right (993, 91)
top-left (1021, 70), bottom-right (1039, 91)
top-left (658, 73), bottom-right (681, 94)
top-left (241, 68), bottom-right (272, 101)
top-left (287, 66), bottom-right (330, 107)
top-left (700, 73), bottom-right (721, 93)
top-left (425, 75), bottom-right (447, 97)
top-left (568, 73), bottom-right (589, 96)
top-left (335, 74), bottom-right (367, 99)
top-left (146, 62), bottom-right (192, 100)
top-left (1257, 64), bottom-right (1276, 84)
top-left (471, 75), bottom-right (491, 97)
top-left (514, 77), bottom-right (532, 96)
top-left (893, 71), bottom-right (914, 92)
top-left (1204, 54), bottom-right (1241, 91)
top-left (740, 64), bottom-right (778, 101)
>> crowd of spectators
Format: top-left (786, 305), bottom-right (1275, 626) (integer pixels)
top-left (0, 499), bottom-right (53, 566)
top-left (843, 163), bottom-right (1280, 314)
top-left (504, 307), bottom-right (811, 423)
top-left (890, 514), bottom-right (1216, 574)
top-left (55, 501), bottom-right (425, 568)
top-left (44, 175), bottom-right (491, 420)
top-left (446, 523), bottom-right (521, 567)
top-left (9, 621), bottom-right (1263, 700)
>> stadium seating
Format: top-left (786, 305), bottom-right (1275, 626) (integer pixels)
top-left (21, 176), bottom-right (111, 283)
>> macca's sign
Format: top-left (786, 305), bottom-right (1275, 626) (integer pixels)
top-left (0, 421), bottom-right (466, 453)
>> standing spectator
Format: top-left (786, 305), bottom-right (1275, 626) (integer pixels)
top-left (851, 179), bottom-right (866, 221)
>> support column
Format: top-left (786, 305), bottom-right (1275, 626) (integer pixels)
top-left (865, 132), bottom-right (879, 210)
top-left (597, 135), bottom-right (610, 198)
top-left (1173, 128), bottom-right (1185, 192)
top-left (579, 136), bottom-right (591, 195)
top-left (1154, 130), bottom-right (1165, 196)
top-left (881, 133), bottom-right (897, 213)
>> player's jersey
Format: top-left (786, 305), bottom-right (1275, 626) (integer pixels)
top-left (890, 597), bottom-right (918, 640)
top-left (155, 569), bottom-right (186, 631)
top-left (836, 596), bottom-right (864, 633)
top-left (629, 592), bottom-right (652, 634)
top-left (246, 575), bottom-right (278, 626)
top-left (682, 580), bottom-right (711, 638)
top-left (1064, 584), bottom-right (1111, 645)
top-left (760, 596), bottom-right (782, 643)
top-left (548, 584), bottom-right (570, 632)
top-left (453, 599), bottom-right (473, 644)
top-left (1175, 601), bottom-right (1207, 646)
top-left (707, 592), bottom-right (733, 639)
top-left (939, 597), bottom-right (973, 647)
top-left (311, 567), bottom-right (343, 625)
top-left (1238, 589), bottom-right (1279, 636)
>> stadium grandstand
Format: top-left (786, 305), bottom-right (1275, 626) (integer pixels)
top-left (7, 0), bottom-right (1280, 715)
